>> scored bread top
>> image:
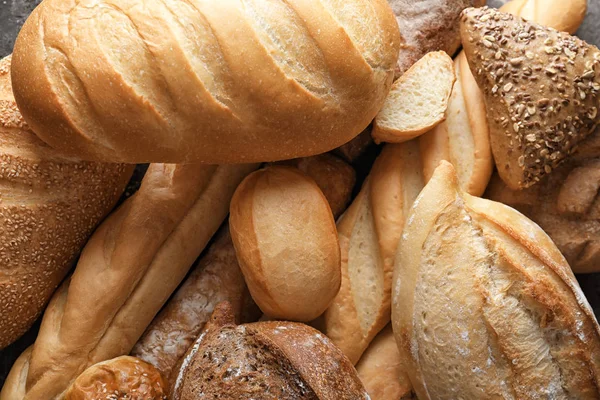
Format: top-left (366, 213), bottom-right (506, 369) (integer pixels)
top-left (11, 0), bottom-right (400, 163)
top-left (461, 6), bottom-right (600, 189)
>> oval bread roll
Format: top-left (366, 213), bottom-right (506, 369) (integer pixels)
top-left (229, 166), bottom-right (341, 322)
top-left (392, 161), bottom-right (600, 399)
top-left (11, 0), bottom-right (400, 164)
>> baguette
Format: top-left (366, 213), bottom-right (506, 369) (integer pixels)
top-left (0, 163), bottom-right (258, 400)
top-left (324, 141), bottom-right (424, 364)
top-left (356, 325), bottom-right (414, 400)
top-left (132, 154), bottom-right (355, 379)
top-left (392, 161), bottom-right (600, 399)
top-left (461, 6), bottom-right (600, 189)
top-left (0, 55), bottom-right (133, 349)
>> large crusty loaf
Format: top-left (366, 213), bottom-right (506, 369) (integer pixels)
top-left (461, 6), bottom-right (600, 189)
top-left (64, 356), bottom-right (167, 400)
top-left (373, 51), bottom-right (455, 143)
top-left (230, 166), bottom-right (341, 322)
top-left (356, 325), bottom-right (414, 400)
top-left (132, 154), bottom-right (355, 380)
top-left (392, 161), bottom-right (600, 399)
top-left (389, 0), bottom-right (485, 77)
top-left (324, 142), bottom-right (425, 364)
top-left (0, 55), bottom-right (133, 350)
top-left (486, 151), bottom-right (600, 274)
top-left (0, 162), bottom-right (257, 400)
top-left (170, 302), bottom-right (368, 400)
top-left (11, 0), bottom-right (400, 164)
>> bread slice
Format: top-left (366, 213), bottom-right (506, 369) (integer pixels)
top-left (460, 6), bottom-right (600, 189)
top-left (373, 51), bottom-right (455, 144)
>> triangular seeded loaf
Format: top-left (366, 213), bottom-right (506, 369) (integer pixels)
top-left (460, 6), bottom-right (600, 189)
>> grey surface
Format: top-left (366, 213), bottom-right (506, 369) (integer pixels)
top-left (0, 0), bottom-right (42, 58)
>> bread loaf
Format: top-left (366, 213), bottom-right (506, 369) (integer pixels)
top-left (324, 142), bottom-right (425, 364)
top-left (389, 0), bottom-right (485, 77)
top-left (392, 161), bottom-right (600, 399)
top-left (230, 166), bottom-right (341, 322)
top-left (133, 154), bottom-right (355, 379)
top-left (170, 302), bottom-right (368, 400)
top-left (501, 0), bottom-right (586, 34)
top-left (64, 356), bottom-right (167, 400)
top-left (356, 325), bottom-right (414, 400)
top-left (0, 55), bottom-right (133, 350)
top-left (0, 162), bottom-right (257, 400)
top-left (11, 0), bottom-right (400, 164)
top-left (486, 153), bottom-right (600, 274)
top-left (461, 6), bottom-right (600, 189)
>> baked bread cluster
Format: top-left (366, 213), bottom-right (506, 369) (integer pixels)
top-left (1, 1), bottom-right (600, 400)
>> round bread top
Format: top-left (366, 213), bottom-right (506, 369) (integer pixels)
top-left (11, 0), bottom-right (400, 163)
top-left (64, 356), bottom-right (167, 400)
top-left (229, 166), bottom-right (341, 321)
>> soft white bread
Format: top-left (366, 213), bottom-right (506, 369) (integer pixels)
top-left (230, 166), bottom-right (341, 322)
top-left (324, 142), bottom-right (425, 364)
top-left (356, 325), bottom-right (414, 400)
top-left (500, 0), bottom-right (587, 34)
top-left (388, 0), bottom-right (486, 77)
top-left (0, 55), bottom-right (133, 350)
top-left (392, 161), bottom-right (600, 399)
top-left (0, 163), bottom-right (257, 400)
top-left (419, 51), bottom-right (492, 196)
top-left (373, 51), bottom-right (455, 144)
top-left (461, 6), bottom-right (600, 189)
top-left (11, 0), bottom-right (400, 164)
top-left (64, 356), bottom-right (167, 400)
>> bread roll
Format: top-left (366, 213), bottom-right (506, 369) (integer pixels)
top-left (389, 0), bottom-right (485, 77)
top-left (392, 161), bottom-right (600, 399)
top-left (0, 55), bottom-right (133, 350)
top-left (11, 0), bottom-right (400, 164)
top-left (64, 356), bottom-right (167, 400)
top-left (1, 163), bottom-right (258, 400)
top-left (356, 325), bottom-right (414, 400)
top-left (170, 302), bottom-right (368, 400)
top-left (230, 166), bottom-right (341, 322)
top-left (461, 6), bottom-right (600, 189)
top-left (133, 154), bottom-right (355, 379)
top-left (486, 154), bottom-right (600, 274)
top-left (500, 0), bottom-right (586, 34)
top-left (324, 142), bottom-right (425, 364)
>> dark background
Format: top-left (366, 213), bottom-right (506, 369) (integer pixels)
top-left (1, 0), bottom-right (600, 388)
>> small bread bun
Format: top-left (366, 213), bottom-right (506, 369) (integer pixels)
top-left (64, 356), bottom-right (167, 400)
top-left (229, 166), bottom-right (341, 322)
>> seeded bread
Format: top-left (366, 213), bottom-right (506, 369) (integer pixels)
top-left (373, 51), bottom-right (456, 144)
top-left (461, 6), bottom-right (600, 189)
top-left (170, 302), bottom-right (368, 400)
top-left (65, 356), bottom-right (167, 400)
top-left (392, 161), bottom-right (600, 399)
top-left (324, 142), bottom-right (425, 364)
top-left (0, 55), bottom-right (133, 350)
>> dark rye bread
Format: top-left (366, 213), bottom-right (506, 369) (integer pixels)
top-left (461, 6), bottom-right (600, 189)
top-left (170, 303), bottom-right (368, 400)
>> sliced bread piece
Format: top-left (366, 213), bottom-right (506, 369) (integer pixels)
top-left (460, 6), bottom-right (600, 189)
top-left (373, 51), bottom-right (455, 144)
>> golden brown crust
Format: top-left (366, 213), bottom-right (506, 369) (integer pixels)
top-left (2, 163), bottom-right (257, 400)
top-left (11, 0), bottom-right (400, 164)
top-left (0, 55), bottom-right (133, 350)
top-left (500, 0), bottom-right (586, 34)
top-left (356, 325), bottom-right (414, 400)
top-left (324, 142), bottom-right (424, 364)
top-left (392, 161), bottom-right (600, 399)
top-left (229, 166), bottom-right (341, 322)
top-left (64, 356), bottom-right (167, 400)
top-left (461, 6), bottom-right (600, 189)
